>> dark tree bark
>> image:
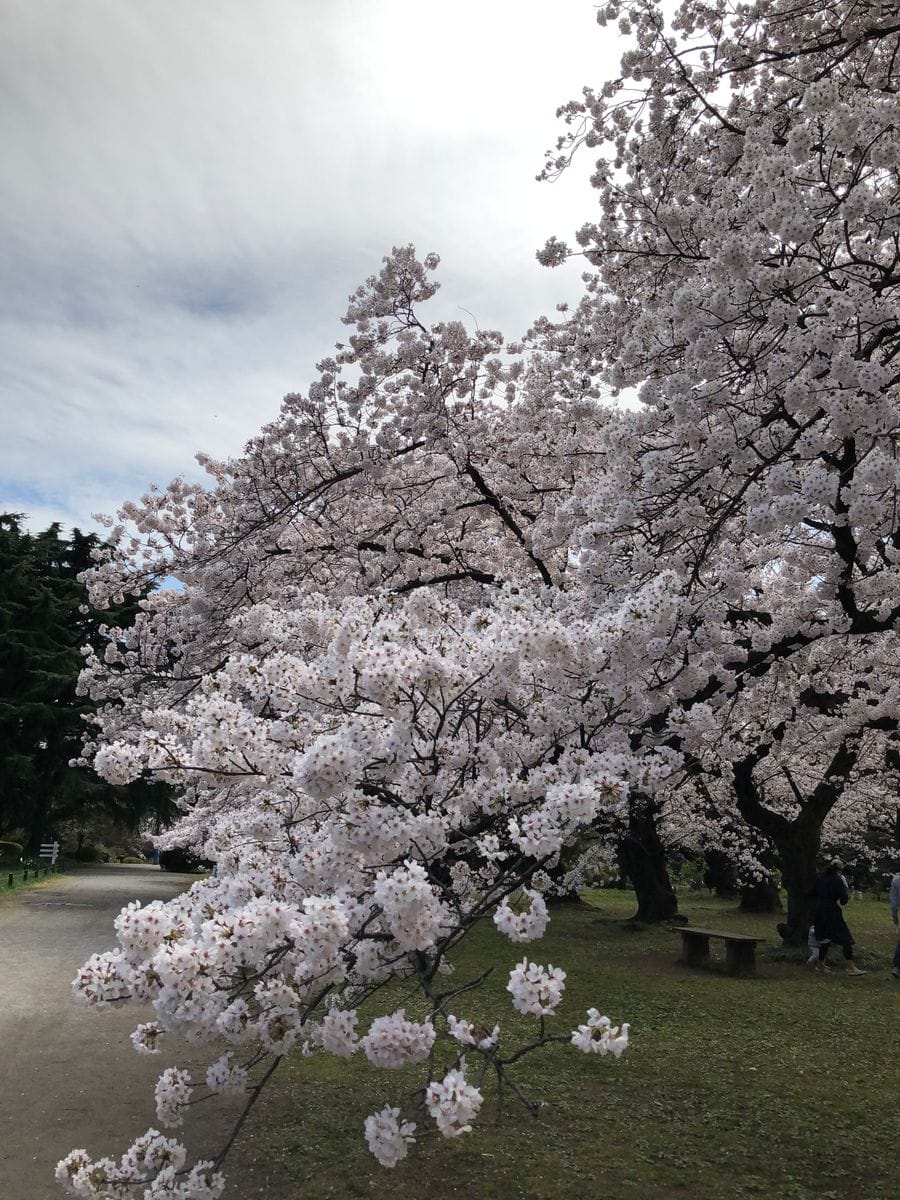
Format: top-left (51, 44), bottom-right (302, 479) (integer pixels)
top-left (704, 849), bottom-right (739, 899)
top-left (738, 878), bottom-right (782, 912)
top-left (733, 736), bottom-right (859, 946)
top-left (617, 797), bottom-right (679, 923)
top-left (26, 795), bottom-right (52, 856)
top-left (773, 824), bottom-right (823, 945)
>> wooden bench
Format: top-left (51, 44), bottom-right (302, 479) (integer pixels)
top-left (673, 926), bottom-right (764, 974)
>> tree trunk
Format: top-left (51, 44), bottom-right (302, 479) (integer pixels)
top-left (26, 795), bottom-right (52, 856)
top-left (618, 800), bottom-right (678, 923)
top-left (703, 850), bottom-right (739, 899)
top-left (739, 878), bottom-right (782, 912)
top-left (773, 827), bottom-right (821, 946)
top-left (732, 737), bottom-right (858, 948)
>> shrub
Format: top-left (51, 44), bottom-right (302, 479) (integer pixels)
top-left (158, 847), bottom-right (212, 873)
top-left (75, 844), bottom-right (111, 863)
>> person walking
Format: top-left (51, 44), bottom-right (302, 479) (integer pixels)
top-left (806, 922), bottom-right (828, 967)
top-left (809, 859), bottom-right (866, 976)
top-left (890, 869), bottom-right (900, 981)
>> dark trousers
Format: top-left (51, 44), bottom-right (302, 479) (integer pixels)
top-left (819, 939), bottom-right (852, 962)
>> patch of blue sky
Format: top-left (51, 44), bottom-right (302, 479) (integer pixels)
top-left (0, 482), bottom-right (71, 523)
top-left (154, 575), bottom-right (185, 593)
top-left (172, 282), bottom-right (258, 319)
top-left (151, 261), bottom-right (270, 321)
top-left (1, 481), bottom-right (53, 507)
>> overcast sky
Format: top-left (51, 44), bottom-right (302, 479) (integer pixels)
top-left (1, 1), bottom-right (619, 536)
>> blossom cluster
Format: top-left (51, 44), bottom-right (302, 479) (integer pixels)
top-left (493, 889), bottom-right (549, 942)
top-left (360, 1011), bottom-right (436, 1069)
top-left (363, 1107), bottom-right (416, 1169)
top-left (424, 1063), bottom-right (484, 1137)
top-left (155, 1068), bottom-right (193, 1129)
top-left (507, 958), bottom-right (567, 1017)
top-left (447, 1015), bottom-right (500, 1051)
top-left (55, 1133), bottom-right (223, 1199)
top-left (571, 1009), bottom-right (630, 1057)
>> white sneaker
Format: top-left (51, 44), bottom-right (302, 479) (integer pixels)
top-left (846, 965), bottom-right (866, 976)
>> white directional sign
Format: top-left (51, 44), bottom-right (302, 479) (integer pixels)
top-left (39, 841), bottom-right (59, 865)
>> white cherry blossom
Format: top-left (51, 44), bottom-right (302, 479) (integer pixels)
top-left (363, 1106), bottom-right (416, 1168)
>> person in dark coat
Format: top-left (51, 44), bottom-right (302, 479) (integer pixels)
top-left (809, 860), bottom-right (866, 976)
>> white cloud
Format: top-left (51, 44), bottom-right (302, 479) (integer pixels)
top-left (0, 0), bottom-right (618, 534)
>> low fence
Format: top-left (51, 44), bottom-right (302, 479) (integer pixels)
top-left (4, 861), bottom-right (65, 888)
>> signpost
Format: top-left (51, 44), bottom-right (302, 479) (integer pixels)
top-left (39, 841), bottom-right (59, 866)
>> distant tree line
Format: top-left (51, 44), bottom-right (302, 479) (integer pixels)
top-left (0, 514), bottom-right (173, 854)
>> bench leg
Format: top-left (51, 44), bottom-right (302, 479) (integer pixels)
top-left (681, 932), bottom-right (710, 968)
top-left (725, 941), bottom-right (756, 974)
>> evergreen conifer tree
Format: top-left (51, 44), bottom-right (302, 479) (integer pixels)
top-left (0, 514), bottom-right (172, 850)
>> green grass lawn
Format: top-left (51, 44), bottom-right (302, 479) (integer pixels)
top-left (235, 891), bottom-right (897, 1200)
top-left (0, 863), bottom-right (63, 905)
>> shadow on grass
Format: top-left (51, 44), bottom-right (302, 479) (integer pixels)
top-left (228, 892), bottom-right (896, 1200)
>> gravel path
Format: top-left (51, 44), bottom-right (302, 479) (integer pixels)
top-left (0, 865), bottom-right (281, 1198)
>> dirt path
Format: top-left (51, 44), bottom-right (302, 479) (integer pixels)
top-left (0, 865), bottom-right (284, 1198)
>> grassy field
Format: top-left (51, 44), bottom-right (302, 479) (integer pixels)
top-left (0, 863), bottom-right (64, 905)
top-left (234, 890), bottom-right (897, 1200)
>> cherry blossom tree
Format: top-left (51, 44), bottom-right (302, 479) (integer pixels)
top-left (58, 0), bottom-right (900, 1190)
top-left (533, 0), bottom-right (900, 930)
top-left (663, 639), bottom-right (900, 939)
top-left (62, 250), bottom-right (644, 1198)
